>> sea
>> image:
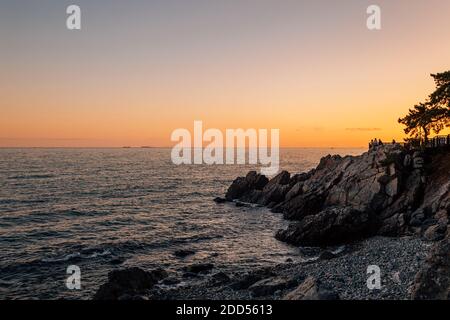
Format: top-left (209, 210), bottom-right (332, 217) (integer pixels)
top-left (0, 147), bottom-right (365, 299)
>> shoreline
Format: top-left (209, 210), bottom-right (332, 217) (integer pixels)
top-left (148, 235), bottom-right (430, 300)
top-left (93, 145), bottom-right (449, 300)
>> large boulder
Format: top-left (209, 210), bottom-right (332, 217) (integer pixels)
top-left (410, 231), bottom-right (450, 300)
top-left (93, 267), bottom-right (167, 300)
top-left (225, 171), bottom-right (268, 201)
top-left (282, 276), bottom-right (339, 300)
top-left (248, 276), bottom-right (296, 297)
top-left (275, 206), bottom-right (370, 246)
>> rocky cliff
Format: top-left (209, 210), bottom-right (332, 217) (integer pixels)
top-left (93, 145), bottom-right (449, 300)
top-left (224, 144), bottom-right (449, 299)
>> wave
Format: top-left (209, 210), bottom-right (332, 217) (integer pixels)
top-left (8, 174), bottom-right (55, 180)
top-left (41, 249), bottom-right (111, 263)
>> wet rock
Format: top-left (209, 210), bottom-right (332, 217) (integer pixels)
top-left (173, 249), bottom-right (196, 258)
top-left (423, 224), bottom-right (446, 242)
top-left (229, 268), bottom-right (276, 290)
top-left (264, 171), bottom-right (290, 189)
top-left (285, 182), bottom-right (303, 201)
top-left (319, 250), bottom-right (336, 260)
top-left (249, 276), bottom-right (296, 297)
top-left (410, 209), bottom-right (426, 226)
top-left (225, 171), bottom-right (268, 201)
top-left (298, 247), bottom-right (322, 257)
top-left (385, 177), bottom-right (399, 197)
top-left (109, 257), bottom-right (125, 265)
top-left (182, 272), bottom-right (199, 278)
top-left (280, 192), bottom-right (327, 220)
top-left (377, 213), bottom-right (406, 236)
top-left (211, 272), bottom-right (231, 284)
top-left (282, 276), bottom-right (339, 300)
top-left (276, 207), bottom-right (370, 246)
top-left (161, 277), bottom-right (181, 285)
top-left (93, 267), bottom-right (168, 300)
top-left (260, 184), bottom-right (290, 205)
top-left (183, 263), bottom-right (214, 274)
top-left (235, 201), bottom-right (246, 207)
top-left (213, 197), bottom-right (227, 204)
top-left (411, 233), bottom-right (450, 300)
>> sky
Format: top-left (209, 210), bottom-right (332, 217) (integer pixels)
top-left (1, 0), bottom-right (450, 147)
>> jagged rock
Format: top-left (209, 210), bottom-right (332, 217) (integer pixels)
top-left (183, 263), bottom-right (214, 274)
top-left (211, 272), bottom-right (231, 284)
top-left (173, 249), bottom-right (196, 258)
top-left (249, 276), bottom-right (297, 297)
top-left (225, 145), bottom-right (449, 248)
top-left (411, 232), bottom-right (450, 300)
top-left (410, 209), bottom-right (426, 226)
top-left (318, 250), bottom-right (336, 260)
top-left (162, 277), bottom-right (181, 285)
top-left (385, 177), bottom-right (399, 197)
top-left (285, 182), bottom-right (303, 201)
top-left (229, 268), bottom-right (276, 290)
top-left (93, 267), bottom-right (168, 300)
top-left (423, 224), bottom-right (446, 241)
top-left (290, 172), bottom-right (313, 186)
top-left (279, 192), bottom-right (327, 220)
top-left (275, 207), bottom-right (370, 246)
top-left (377, 213), bottom-right (406, 236)
top-left (282, 276), bottom-right (339, 300)
top-left (261, 184), bottom-right (291, 205)
top-left (225, 171), bottom-right (268, 201)
top-left (213, 197), bottom-right (227, 204)
top-left (264, 171), bottom-right (290, 188)
top-left (246, 171), bottom-right (270, 189)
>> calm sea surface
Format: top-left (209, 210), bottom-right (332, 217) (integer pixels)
top-left (0, 148), bottom-right (365, 299)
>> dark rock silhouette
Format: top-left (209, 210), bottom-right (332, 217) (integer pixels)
top-left (411, 232), bottom-right (449, 299)
top-left (93, 267), bottom-right (167, 300)
top-left (282, 276), bottom-right (339, 300)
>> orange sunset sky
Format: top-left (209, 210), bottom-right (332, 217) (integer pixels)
top-left (1, 0), bottom-right (450, 148)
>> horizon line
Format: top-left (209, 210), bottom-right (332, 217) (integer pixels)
top-left (0, 146), bottom-right (367, 149)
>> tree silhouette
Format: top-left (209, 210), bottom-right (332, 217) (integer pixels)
top-left (399, 71), bottom-right (450, 144)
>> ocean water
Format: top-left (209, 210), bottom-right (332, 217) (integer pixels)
top-left (0, 147), bottom-right (365, 299)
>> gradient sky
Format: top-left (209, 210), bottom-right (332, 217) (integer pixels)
top-left (1, 0), bottom-right (450, 147)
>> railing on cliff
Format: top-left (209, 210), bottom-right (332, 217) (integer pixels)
top-left (381, 134), bottom-right (450, 150)
top-left (425, 134), bottom-right (450, 148)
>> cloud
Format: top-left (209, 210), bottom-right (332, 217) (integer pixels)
top-left (345, 128), bottom-right (382, 132)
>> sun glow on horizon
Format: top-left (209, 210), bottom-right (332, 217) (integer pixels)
top-left (1, 0), bottom-right (450, 148)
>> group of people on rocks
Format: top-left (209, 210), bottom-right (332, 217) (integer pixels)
top-left (369, 138), bottom-right (383, 149)
top-left (369, 138), bottom-right (399, 149)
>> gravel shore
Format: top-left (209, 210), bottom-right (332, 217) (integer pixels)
top-left (152, 236), bottom-right (430, 300)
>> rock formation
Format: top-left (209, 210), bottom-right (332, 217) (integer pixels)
top-left (93, 267), bottom-right (168, 300)
top-left (226, 144), bottom-right (449, 246)
top-left (225, 145), bottom-right (449, 300)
